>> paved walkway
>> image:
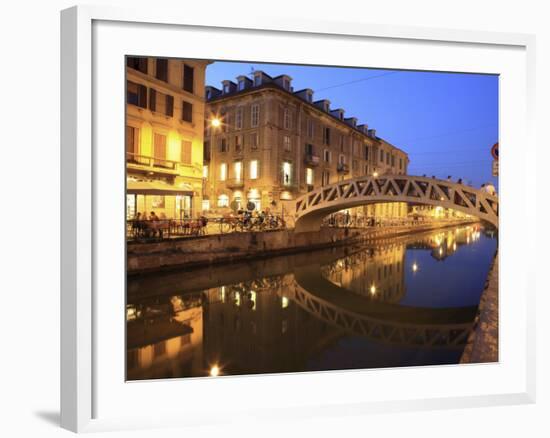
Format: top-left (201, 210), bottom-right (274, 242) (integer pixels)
top-left (460, 253), bottom-right (499, 363)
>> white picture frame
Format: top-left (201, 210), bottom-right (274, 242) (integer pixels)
top-left (60, 5), bottom-right (536, 433)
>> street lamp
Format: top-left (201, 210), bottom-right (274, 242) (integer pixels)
top-left (373, 171), bottom-right (379, 178)
top-left (412, 262), bottom-right (418, 272)
top-left (210, 117), bottom-right (221, 128)
top-left (210, 365), bottom-right (220, 377)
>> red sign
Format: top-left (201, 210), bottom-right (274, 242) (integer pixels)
top-left (491, 142), bottom-right (499, 160)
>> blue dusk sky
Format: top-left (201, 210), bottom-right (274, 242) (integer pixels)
top-left (205, 61), bottom-right (498, 189)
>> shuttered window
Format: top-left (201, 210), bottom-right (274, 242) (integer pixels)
top-left (165, 95), bottom-right (174, 117)
top-left (153, 133), bottom-right (166, 166)
top-left (126, 126), bottom-right (136, 155)
top-left (126, 57), bottom-right (147, 74)
top-left (127, 81), bottom-right (147, 108)
top-left (155, 58), bottom-right (168, 82)
top-left (182, 101), bottom-right (193, 122)
top-left (183, 65), bottom-right (194, 93)
top-left (180, 140), bottom-right (192, 164)
top-left (149, 88), bottom-right (157, 111)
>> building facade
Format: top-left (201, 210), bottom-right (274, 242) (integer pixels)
top-left (126, 56), bottom-right (210, 221)
top-left (203, 70), bottom-right (409, 220)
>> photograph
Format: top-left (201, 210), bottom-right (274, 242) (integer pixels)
top-left (125, 57), bottom-right (499, 381)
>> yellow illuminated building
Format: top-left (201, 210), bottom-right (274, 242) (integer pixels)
top-left (203, 70), bottom-right (409, 220)
top-left (126, 57), bottom-right (210, 220)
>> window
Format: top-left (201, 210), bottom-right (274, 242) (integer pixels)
top-left (126, 81), bottom-right (147, 108)
top-left (223, 83), bottom-right (231, 94)
top-left (306, 168), bottom-right (314, 185)
top-left (126, 57), bottom-right (147, 74)
top-left (307, 118), bottom-right (314, 138)
top-left (391, 155), bottom-right (395, 167)
top-left (153, 133), bottom-right (166, 165)
top-left (380, 149), bottom-right (384, 163)
top-left (235, 107), bottom-right (243, 129)
top-left (250, 160), bottom-right (259, 179)
top-left (399, 158), bottom-right (403, 170)
top-left (180, 140), bottom-right (192, 164)
top-left (183, 65), bottom-right (194, 93)
top-left (217, 194), bottom-right (229, 207)
top-left (305, 143), bottom-right (314, 155)
top-left (340, 135), bottom-right (345, 151)
top-left (155, 58), bottom-right (168, 82)
top-left (386, 153), bottom-right (390, 165)
top-left (219, 163), bottom-right (227, 181)
top-left (283, 108), bottom-right (291, 129)
top-left (323, 127), bottom-right (331, 145)
top-left (238, 79), bottom-right (246, 91)
top-left (283, 135), bottom-right (291, 152)
top-left (149, 89), bottom-right (173, 116)
top-left (219, 137), bottom-right (228, 152)
top-left (322, 171), bottom-right (330, 187)
top-left (251, 104), bottom-right (260, 127)
top-left (282, 78), bottom-right (290, 90)
top-left (324, 149), bottom-right (330, 163)
top-left (234, 161), bottom-right (242, 181)
top-left (165, 95), bottom-right (174, 117)
top-left (339, 154), bottom-right (346, 165)
top-left (250, 132), bottom-right (259, 150)
top-left (365, 164), bottom-right (369, 174)
top-left (282, 161), bottom-right (292, 186)
top-left (203, 165), bottom-right (208, 178)
top-left (364, 145), bottom-right (369, 160)
top-left (182, 101), bottom-right (193, 122)
top-left (254, 75), bottom-right (262, 86)
top-left (204, 140), bottom-right (211, 161)
top-left (126, 126), bottom-right (137, 155)
top-left (235, 135), bottom-right (243, 152)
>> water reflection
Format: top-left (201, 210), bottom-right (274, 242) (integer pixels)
top-left (127, 225), bottom-right (496, 380)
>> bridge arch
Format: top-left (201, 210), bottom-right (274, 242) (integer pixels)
top-left (294, 175), bottom-right (498, 233)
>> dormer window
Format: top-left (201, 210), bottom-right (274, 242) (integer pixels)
top-left (238, 79), bottom-right (245, 91)
top-left (306, 91), bottom-right (312, 102)
top-left (254, 74), bottom-right (262, 87)
top-left (223, 83), bottom-right (231, 94)
top-left (206, 89), bottom-right (211, 100)
top-left (282, 78), bottom-right (289, 90)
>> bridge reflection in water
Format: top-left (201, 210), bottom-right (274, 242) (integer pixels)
top-left (126, 225), bottom-right (497, 380)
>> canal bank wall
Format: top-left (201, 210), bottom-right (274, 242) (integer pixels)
top-left (127, 220), bottom-right (478, 275)
top-left (460, 252), bottom-right (499, 364)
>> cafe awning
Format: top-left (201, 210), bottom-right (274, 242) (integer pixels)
top-left (127, 180), bottom-right (194, 196)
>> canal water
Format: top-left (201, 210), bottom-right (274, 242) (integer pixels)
top-left (126, 225), bottom-right (497, 380)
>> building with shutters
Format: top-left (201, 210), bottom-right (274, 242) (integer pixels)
top-left (125, 57), bottom-right (210, 221)
top-left (202, 70), bottom-right (409, 220)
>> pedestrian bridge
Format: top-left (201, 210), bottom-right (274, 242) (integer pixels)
top-left (294, 175), bottom-right (498, 233)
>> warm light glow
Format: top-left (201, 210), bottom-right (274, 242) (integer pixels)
top-left (412, 263), bottom-right (418, 272)
top-left (235, 291), bottom-right (241, 307)
top-left (250, 291), bottom-right (257, 311)
top-left (281, 296), bottom-right (289, 309)
top-left (370, 285), bottom-right (376, 295)
top-left (211, 118), bottom-right (221, 128)
top-left (439, 248), bottom-right (443, 256)
top-left (453, 243), bottom-right (457, 251)
top-left (373, 171), bottom-right (379, 178)
top-left (210, 365), bottom-right (220, 377)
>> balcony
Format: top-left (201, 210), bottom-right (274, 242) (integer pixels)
top-left (127, 152), bottom-right (178, 175)
top-left (226, 178), bottom-right (245, 189)
top-left (337, 163), bottom-right (350, 174)
top-left (304, 154), bottom-right (320, 167)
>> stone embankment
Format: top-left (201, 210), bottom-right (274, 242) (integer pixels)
top-left (127, 220), bottom-right (477, 275)
top-left (460, 252), bottom-right (499, 363)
